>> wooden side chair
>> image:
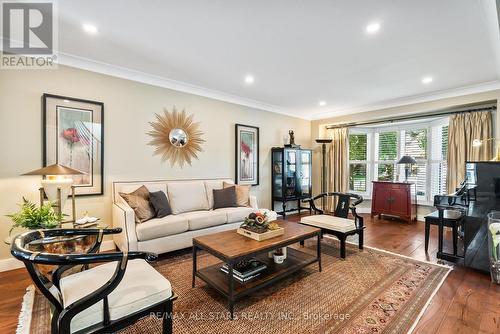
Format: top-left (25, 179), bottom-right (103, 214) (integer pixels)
top-left (300, 192), bottom-right (364, 259)
top-left (11, 228), bottom-right (177, 334)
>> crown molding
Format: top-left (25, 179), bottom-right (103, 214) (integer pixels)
top-left (56, 52), bottom-right (499, 122)
top-left (57, 52), bottom-right (307, 120)
top-left (310, 80), bottom-right (500, 120)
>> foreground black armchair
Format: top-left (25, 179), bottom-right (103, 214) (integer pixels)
top-left (300, 192), bottom-right (364, 258)
top-left (11, 228), bottom-right (177, 334)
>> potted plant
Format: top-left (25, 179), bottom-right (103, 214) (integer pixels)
top-left (7, 197), bottom-right (64, 235)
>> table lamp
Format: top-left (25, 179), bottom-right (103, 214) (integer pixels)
top-left (22, 164), bottom-right (85, 223)
top-left (397, 155), bottom-right (417, 182)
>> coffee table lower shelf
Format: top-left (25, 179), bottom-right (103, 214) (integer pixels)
top-left (194, 247), bottom-right (319, 313)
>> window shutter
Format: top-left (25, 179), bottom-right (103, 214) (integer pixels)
top-left (430, 125), bottom-right (448, 196)
top-left (404, 129), bottom-right (427, 159)
top-left (378, 132), bottom-right (398, 160)
top-left (349, 134), bottom-right (367, 160)
top-left (348, 133), bottom-right (368, 192)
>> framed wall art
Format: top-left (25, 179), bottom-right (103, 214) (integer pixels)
top-left (235, 124), bottom-right (259, 186)
top-left (43, 93), bottom-right (104, 196)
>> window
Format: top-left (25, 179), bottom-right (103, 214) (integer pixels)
top-left (347, 118), bottom-right (448, 203)
top-left (430, 124), bottom-right (449, 196)
top-left (348, 133), bottom-right (368, 192)
top-left (376, 131), bottom-right (398, 181)
top-left (403, 129), bottom-right (428, 197)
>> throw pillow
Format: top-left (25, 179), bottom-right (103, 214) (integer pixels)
top-left (223, 181), bottom-right (250, 207)
top-left (213, 187), bottom-right (237, 209)
top-left (149, 191), bottom-right (172, 218)
top-left (119, 185), bottom-right (155, 223)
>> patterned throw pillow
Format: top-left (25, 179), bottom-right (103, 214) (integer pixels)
top-left (119, 185), bottom-right (155, 223)
top-left (223, 181), bottom-right (250, 207)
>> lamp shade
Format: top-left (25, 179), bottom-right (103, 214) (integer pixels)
top-left (22, 164), bottom-right (85, 176)
top-left (397, 156), bottom-right (417, 165)
top-left (22, 164), bottom-right (84, 210)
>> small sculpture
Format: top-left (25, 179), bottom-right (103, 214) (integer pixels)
top-left (284, 130), bottom-right (300, 148)
top-left (289, 130), bottom-right (295, 146)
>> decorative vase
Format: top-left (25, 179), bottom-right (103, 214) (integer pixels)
top-left (487, 211), bottom-right (500, 284)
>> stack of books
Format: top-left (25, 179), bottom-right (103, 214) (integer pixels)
top-left (220, 259), bottom-right (267, 283)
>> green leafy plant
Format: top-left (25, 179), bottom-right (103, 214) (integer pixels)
top-left (6, 198), bottom-right (64, 234)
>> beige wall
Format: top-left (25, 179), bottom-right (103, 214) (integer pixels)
top-left (310, 90), bottom-right (500, 210)
top-left (0, 65), bottom-right (311, 260)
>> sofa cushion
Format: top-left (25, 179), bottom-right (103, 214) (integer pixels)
top-left (177, 210), bottom-right (227, 230)
top-left (60, 259), bottom-right (172, 333)
top-left (167, 181), bottom-right (209, 214)
top-left (119, 186), bottom-right (155, 223)
top-left (214, 207), bottom-right (254, 223)
top-left (213, 187), bottom-right (237, 209)
top-left (136, 215), bottom-right (188, 241)
top-left (149, 191), bottom-right (172, 218)
top-left (204, 180), bottom-right (223, 209)
top-left (223, 181), bottom-right (250, 207)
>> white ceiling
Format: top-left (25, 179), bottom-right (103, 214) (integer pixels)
top-left (48, 1), bottom-right (500, 119)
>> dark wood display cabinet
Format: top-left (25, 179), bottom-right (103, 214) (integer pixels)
top-left (271, 147), bottom-right (312, 218)
top-left (371, 181), bottom-right (417, 223)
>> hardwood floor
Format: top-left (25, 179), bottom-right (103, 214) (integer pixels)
top-left (0, 214), bottom-right (498, 333)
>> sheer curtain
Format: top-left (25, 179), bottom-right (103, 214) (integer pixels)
top-left (447, 111), bottom-right (493, 192)
top-left (326, 127), bottom-right (348, 211)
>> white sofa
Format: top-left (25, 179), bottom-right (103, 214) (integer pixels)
top-left (112, 179), bottom-right (259, 254)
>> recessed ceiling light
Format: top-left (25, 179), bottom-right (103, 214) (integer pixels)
top-left (244, 75), bottom-right (255, 84)
top-left (422, 76), bottom-right (433, 84)
top-left (63, 99), bottom-right (70, 103)
top-left (366, 22), bottom-right (381, 34)
top-left (82, 23), bottom-right (98, 35)
top-left (319, 101), bottom-right (327, 107)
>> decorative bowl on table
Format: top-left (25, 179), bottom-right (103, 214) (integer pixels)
top-left (237, 211), bottom-right (284, 241)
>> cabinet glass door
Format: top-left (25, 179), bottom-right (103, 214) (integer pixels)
top-left (284, 150), bottom-right (298, 198)
top-left (300, 151), bottom-right (312, 196)
top-left (272, 151), bottom-right (283, 197)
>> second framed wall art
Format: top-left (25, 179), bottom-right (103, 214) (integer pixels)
top-left (235, 124), bottom-right (259, 186)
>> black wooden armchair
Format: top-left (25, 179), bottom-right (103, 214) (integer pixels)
top-left (11, 228), bottom-right (177, 334)
top-left (300, 192), bottom-right (364, 258)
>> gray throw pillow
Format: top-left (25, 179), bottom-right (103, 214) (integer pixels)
top-left (149, 191), bottom-right (172, 218)
top-left (213, 187), bottom-right (237, 209)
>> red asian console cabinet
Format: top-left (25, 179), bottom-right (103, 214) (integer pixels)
top-left (371, 181), bottom-right (417, 223)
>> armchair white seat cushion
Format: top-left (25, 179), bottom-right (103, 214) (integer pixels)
top-left (135, 215), bottom-right (189, 241)
top-left (214, 207), bottom-right (255, 223)
top-left (300, 215), bottom-right (356, 233)
top-left (177, 210), bottom-right (227, 230)
top-left (60, 259), bottom-right (172, 333)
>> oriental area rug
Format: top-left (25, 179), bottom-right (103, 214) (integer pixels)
top-left (21, 238), bottom-right (450, 334)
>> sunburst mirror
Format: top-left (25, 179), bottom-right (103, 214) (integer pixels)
top-left (147, 107), bottom-right (205, 167)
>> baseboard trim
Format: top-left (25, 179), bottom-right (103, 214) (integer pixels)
top-left (0, 240), bottom-right (116, 273)
top-left (0, 257), bottom-right (24, 272)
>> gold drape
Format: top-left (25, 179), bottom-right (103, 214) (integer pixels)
top-left (327, 128), bottom-right (348, 211)
top-left (447, 111), bottom-right (492, 193)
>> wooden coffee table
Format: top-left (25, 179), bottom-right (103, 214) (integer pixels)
top-left (192, 220), bottom-right (321, 318)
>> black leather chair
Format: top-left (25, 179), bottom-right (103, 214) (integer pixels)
top-left (300, 192), bottom-right (364, 259)
top-left (11, 228), bottom-right (177, 334)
